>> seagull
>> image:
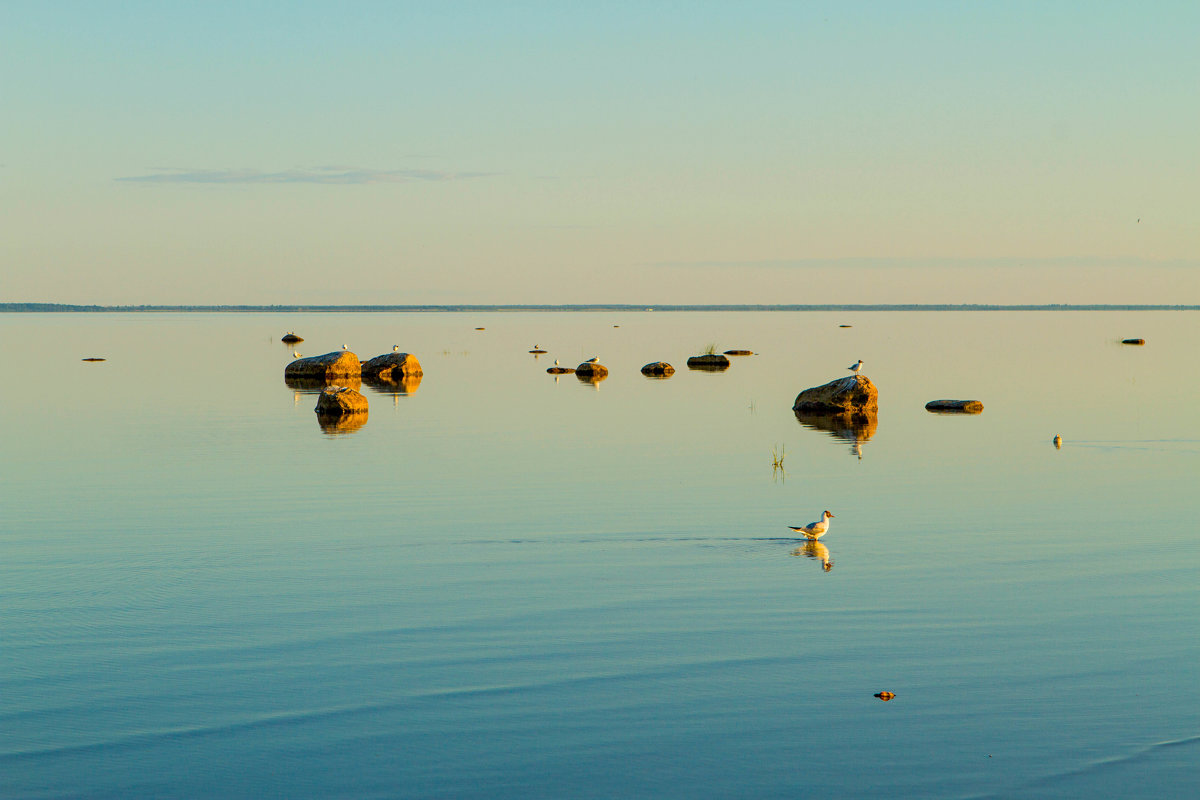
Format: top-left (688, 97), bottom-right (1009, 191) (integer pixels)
top-left (292, 352), bottom-right (303, 359)
top-left (585, 356), bottom-right (599, 363)
top-left (788, 510), bottom-right (835, 540)
top-left (848, 359), bottom-right (863, 376)
top-left (393, 345), bottom-right (400, 352)
top-left (554, 359), bottom-right (560, 366)
top-left (1053, 435), bottom-right (1063, 449)
top-left (342, 344), bottom-right (349, 350)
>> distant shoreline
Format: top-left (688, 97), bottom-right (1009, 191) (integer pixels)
top-left (1, 303), bottom-right (1197, 313)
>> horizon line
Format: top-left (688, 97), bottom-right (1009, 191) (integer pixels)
top-left (3, 303), bottom-right (1198, 313)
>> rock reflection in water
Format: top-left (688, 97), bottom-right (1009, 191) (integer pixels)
top-left (791, 540), bottom-right (833, 571)
top-left (795, 410), bottom-right (877, 459)
top-left (317, 412), bottom-right (368, 435)
top-left (285, 375), bottom-right (363, 394)
top-left (362, 373), bottom-right (422, 401)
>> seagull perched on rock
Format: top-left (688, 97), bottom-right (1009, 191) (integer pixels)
top-left (393, 345), bottom-right (400, 352)
top-left (342, 344), bottom-right (349, 350)
top-left (585, 356), bottom-right (599, 363)
top-left (848, 359), bottom-right (863, 376)
top-left (788, 510), bottom-right (835, 540)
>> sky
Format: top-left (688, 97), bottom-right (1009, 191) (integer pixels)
top-left (2, 1), bottom-right (1197, 305)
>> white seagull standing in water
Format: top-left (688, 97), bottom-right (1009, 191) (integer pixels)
top-left (788, 510), bottom-right (835, 540)
top-left (848, 359), bottom-right (863, 376)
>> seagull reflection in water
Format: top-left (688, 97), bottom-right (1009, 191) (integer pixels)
top-left (792, 540), bottom-right (833, 572)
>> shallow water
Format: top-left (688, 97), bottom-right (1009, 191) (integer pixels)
top-left (2, 311), bottom-right (1198, 798)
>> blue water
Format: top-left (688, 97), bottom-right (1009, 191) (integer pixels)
top-left (2, 311), bottom-right (1198, 798)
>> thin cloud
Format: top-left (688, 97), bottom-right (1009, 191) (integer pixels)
top-left (116, 166), bottom-right (493, 184)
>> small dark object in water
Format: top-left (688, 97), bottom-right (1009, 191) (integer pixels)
top-left (1121, 338), bottom-right (1145, 345)
top-left (839, 324), bottom-right (852, 328)
top-left (723, 349), bottom-right (754, 356)
top-left (687, 354), bottom-right (730, 371)
top-left (547, 366), bottom-right (575, 374)
top-left (641, 361), bottom-right (675, 377)
top-left (529, 348), bottom-right (547, 354)
top-left (475, 327), bottom-right (485, 330)
top-left (281, 333), bottom-right (303, 343)
top-left (81, 357), bottom-right (106, 362)
top-left (874, 691), bottom-right (896, 701)
top-left (925, 399), bottom-right (983, 414)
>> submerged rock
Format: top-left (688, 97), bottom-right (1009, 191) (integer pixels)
top-left (925, 399), bottom-right (983, 414)
top-left (640, 361), bottom-right (675, 376)
top-left (315, 385), bottom-right (369, 416)
top-left (285, 351), bottom-right (361, 382)
top-left (361, 352), bottom-right (423, 381)
top-left (687, 354), bottom-right (730, 371)
top-left (793, 375), bottom-right (878, 415)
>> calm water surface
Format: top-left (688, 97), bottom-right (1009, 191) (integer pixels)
top-left (2, 311), bottom-right (1198, 798)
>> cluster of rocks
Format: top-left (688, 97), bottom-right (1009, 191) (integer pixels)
top-left (284, 349), bottom-right (424, 430)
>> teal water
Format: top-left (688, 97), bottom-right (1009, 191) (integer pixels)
top-left (2, 311), bottom-right (1198, 798)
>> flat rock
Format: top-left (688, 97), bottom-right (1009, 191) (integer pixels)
top-left (361, 352), bottom-right (423, 381)
top-left (723, 349), bottom-right (754, 356)
top-left (547, 366), bottom-right (575, 374)
top-left (925, 399), bottom-right (983, 413)
top-left (793, 375), bottom-right (878, 415)
top-left (641, 361), bottom-right (675, 376)
top-left (1121, 338), bottom-right (1145, 345)
top-left (687, 354), bottom-right (730, 370)
top-left (285, 351), bottom-right (362, 382)
top-left (575, 362), bottom-right (609, 378)
top-left (315, 385), bottom-right (369, 416)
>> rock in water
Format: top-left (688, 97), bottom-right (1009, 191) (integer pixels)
top-left (547, 366), bottom-right (575, 374)
top-left (314, 385), bottom-right (369, 417)
top-left (687, 354), bottom-right (731, 370)
top-left (1121, 338), bottom-right (1145, 345)
top-left (281, 333), bottom-right (304, 343)
top-left (575, 362), bottom-right (609, 378)
top-left (285, 351), bottom-right (361, 382)
top-left (640, 361), bottom-right (675, 376)
top-left (361, 351), bottom-right (423, 381)
top-left (925, 399), bottom-right (984, 414)
top-left (793, 375), bottom-right (878, 415)
top-left (723, 349), bottom-right (754, 356)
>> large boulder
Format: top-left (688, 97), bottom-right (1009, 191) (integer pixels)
top-left (285, 351), bottom-right (361, 382)
top-left (315, 385), bottom-right (369, 416)
top-left (361, 351), bottom-right (423, 381)
top-left (792, 375), bottom-right (878, 415)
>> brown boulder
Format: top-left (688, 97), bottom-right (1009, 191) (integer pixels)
top-left (576, 362), bottom-right (609, 378)
top-left (925, 399), bottom-right (983, 414)
top-left (641, 361), bottom-right (675, 376)
top-left (361, 352), bottom-right (423, 381)
top-left (285, 351), bottom-right (361, 382)
top-left (793, 375), bottom-right (878, 415)
top-left (687, 354), bottom-right (730, 371)
top-left (314, 385), bottom-right (369, 416)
